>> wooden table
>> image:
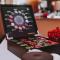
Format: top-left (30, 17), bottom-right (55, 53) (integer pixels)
top-left (36, 18), bottom-right (60, 37)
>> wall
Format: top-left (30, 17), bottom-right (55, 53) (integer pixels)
top-left (1, 0), bottom-right (13, 4)
top-left (55, 1), bottom-right (60, 10)
top-left (5, 0), bottom-right (13, 4)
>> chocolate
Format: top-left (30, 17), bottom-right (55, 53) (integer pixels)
top-left (22, 52), bottom-right (53, 60)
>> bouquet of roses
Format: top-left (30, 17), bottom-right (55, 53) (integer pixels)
top-left (48, 27), bottom-right (60, 43)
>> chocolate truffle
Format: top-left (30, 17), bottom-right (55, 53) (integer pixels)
top-left (22, 52), bottom-right (53, 60)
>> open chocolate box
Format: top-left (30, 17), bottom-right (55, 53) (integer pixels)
top-left (0, 6), bottom-right (5, 43)
top-left (1, 4), bottom-right (60, 58)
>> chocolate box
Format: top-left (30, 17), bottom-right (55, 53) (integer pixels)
top-left (0, 7), bottom-right (5, 43)
top-left (1, 4), bottom-right (60, 58)
top-left (1, 4), bottom-right (37, 58)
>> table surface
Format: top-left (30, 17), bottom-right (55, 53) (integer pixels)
top-left (0, 38), bottom-right (21, 60)
top-left (35, 19), bottom-right (60, 37)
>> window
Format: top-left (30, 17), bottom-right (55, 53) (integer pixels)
top-left (13, 0), bottom-right (26, 5)
top-left (1, 0), bottom-right (5, 4)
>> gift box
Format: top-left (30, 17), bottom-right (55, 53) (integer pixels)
top-left (1, 4), bottom-right (59, 58)
top-left (0, 8), bottom-right (5, 43)
top-left (1, 4), bottom-right (37, 58)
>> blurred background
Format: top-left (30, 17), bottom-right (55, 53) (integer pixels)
top-left (0, 0), bottom-right (60, 38)
top-left (1, 0), bottom-right (60, 18)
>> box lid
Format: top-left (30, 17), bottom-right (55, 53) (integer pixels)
top-left (1, 4), bottom-right (37, 39)
top-left (0, 5), bottom-right (5, 43)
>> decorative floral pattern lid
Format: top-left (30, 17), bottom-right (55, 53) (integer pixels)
top-left (1, 5), bottom-right (37, 39)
